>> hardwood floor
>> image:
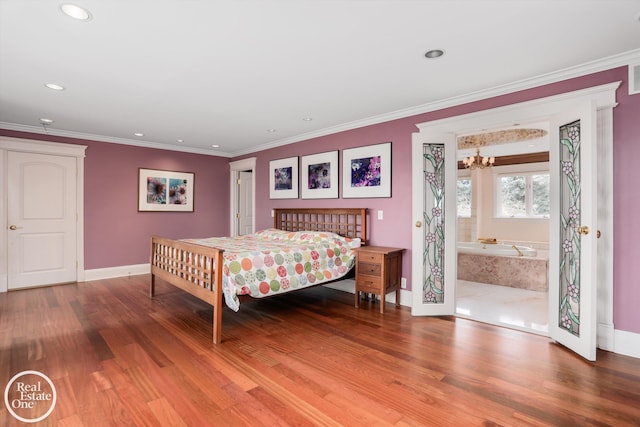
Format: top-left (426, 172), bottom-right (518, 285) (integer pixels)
top-left (1, 275), bottom-right (639, 426)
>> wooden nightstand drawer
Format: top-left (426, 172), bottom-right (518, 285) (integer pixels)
top-left (357, 275), bottom-right (381, 291)
top-left (357, 262), bottom-right (381, 276)
top-left (357, 252), bottom-right (383, 264)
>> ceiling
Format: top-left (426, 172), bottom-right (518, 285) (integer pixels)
top-left (1, 1), bottom-right (639, 158)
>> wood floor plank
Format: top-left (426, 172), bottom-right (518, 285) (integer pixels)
top-left (147, 398), bottom-right (188, 427)
top-left (1, 276), bottom-right (639, 426)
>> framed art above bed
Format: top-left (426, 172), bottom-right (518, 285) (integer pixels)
top-left (342, 142), bottom-right (392, 198)
top-left (301, 151), bottom-right (339, 199)
top-left (269, 157), bottom-right (299, 199)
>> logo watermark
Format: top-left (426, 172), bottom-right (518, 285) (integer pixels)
top-left (4, 370), bottom-right (57, 423)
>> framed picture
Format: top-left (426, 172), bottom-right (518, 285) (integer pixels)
top-left (342, 142), bottom-right (392, 198)
top-left (138, 168), bottom-right (194, 212)
top-left (301, 150), bottom-right (339, 199)
top-left (269, 156), bottom-right (299, 199)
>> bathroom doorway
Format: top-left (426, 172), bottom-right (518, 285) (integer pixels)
top-left (453, 125), bottom-right (550, 335)
top-left (411, 82), bottom-right (617, 360)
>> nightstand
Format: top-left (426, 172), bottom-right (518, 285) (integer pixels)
top-left (354, 246), bottom-right (404, 313)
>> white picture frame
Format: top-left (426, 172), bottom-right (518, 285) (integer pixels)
top-left (342, 142), bottom-right (392, 198)
top-left (301, 151), bottom-right (339, 199)
top-left (269, 156), bottom-right (299, 199)
top-left (138, 168), bottom-right (195, 212)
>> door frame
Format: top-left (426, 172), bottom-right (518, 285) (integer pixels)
top-left (0, 137), bottom-right (87, 293)
top-left (229, 157), bottom-right (256, 236)
top-left (411, 81), bottom-right (619, 349)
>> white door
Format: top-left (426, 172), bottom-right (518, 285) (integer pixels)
top-left (411, 133), bottom-right (458, 315)
top-left (548, 102), bottom-right (598, 361)
top-left (238, 171), bottom-right (254, 235)
top-left (411, 99), bottom-right (600, 361)
top-left (7, 151), bottom-right (78, 289)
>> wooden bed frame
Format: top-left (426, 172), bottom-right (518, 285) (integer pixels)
top-left (150, 208), bottom-right (367, 344)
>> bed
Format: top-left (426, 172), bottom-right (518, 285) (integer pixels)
top-left (150, 208), bottom-right (367, 343)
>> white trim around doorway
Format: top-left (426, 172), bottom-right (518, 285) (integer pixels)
top-left (412, 81), bottom-right (619, 350)
top-left (229, 157), bottom-right (256, 236)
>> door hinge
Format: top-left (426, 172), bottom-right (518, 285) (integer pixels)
top-left (237, 178), bottom-right (241, 184)
top-left (236, 213), bottom-right (240, 219)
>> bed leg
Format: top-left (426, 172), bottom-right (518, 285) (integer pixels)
top-left (212, 255), bottom-right (224, 344)
top-left (150, 274), bottom-right (156, 298)
top-left (213, 308), bottom-right (222, 344)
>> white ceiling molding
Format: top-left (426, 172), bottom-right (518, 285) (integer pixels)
top-left (2, 48), bottom-right (638, 158)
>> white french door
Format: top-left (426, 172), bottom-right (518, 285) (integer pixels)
top-left (548, 102), bottom-right (598, 361)
top-left (411, 133), bottom-right (458, 315)
top-left (410, 83), bottom-right (618, 361)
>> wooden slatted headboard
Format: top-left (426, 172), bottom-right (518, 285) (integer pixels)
top-left (273, 208), bottom-right (368, 246)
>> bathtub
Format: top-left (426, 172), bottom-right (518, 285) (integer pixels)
top-left (457, 241), bottom-right (547, 291)
top-left (457, 242), bottom-right (537, 257)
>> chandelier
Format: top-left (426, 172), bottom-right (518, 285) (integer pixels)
top-left (462, 148), bottom-right (495, 169)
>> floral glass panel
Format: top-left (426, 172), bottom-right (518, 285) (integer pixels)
top-left (559, 120), bottom-right (581, 336)
top-left (422, 144), bottom-right (445, 304)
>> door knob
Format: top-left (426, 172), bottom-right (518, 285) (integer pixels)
top-left (9, 225), bottom-right (17, 230)
top-left (577, 225), bottom-right (589, 235)
top-left (415, 221), bottom-right (422, 228)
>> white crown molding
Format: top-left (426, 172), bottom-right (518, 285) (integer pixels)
top-left (2, 49), bottom-right (638, 158)
top-left (0, 122), bottom-right (231, 158)
top-left (229, 49), bottom-right (640, 157)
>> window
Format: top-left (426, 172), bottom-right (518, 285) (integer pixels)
top-left (457, 178), bottom-right (471, 217)
top-left (497, 172), bottom-right (549, 218)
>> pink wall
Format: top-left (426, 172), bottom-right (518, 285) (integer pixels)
top-left (2, 66), bottom-right (638, 335)
top-left (0, 131), bottom-right (231, 269)
top-left (235, 66), bottom-right (640, 335)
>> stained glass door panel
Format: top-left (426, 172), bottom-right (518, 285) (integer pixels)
top-left (412, 134), bottom-right (457, 316)
top-left (559, 120), bottom-right (582, 336)
top-left (549, 102), bottom-right (597, 361)
top-left (422, 144), bottom-right (445, 304)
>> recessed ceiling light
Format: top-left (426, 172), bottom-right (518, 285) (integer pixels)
top-left (60, 4), bottom-right (92, 21)
top-left (211, 144), bottom-right (220, 148)
top-left (266, 129), bottom-right (276, 133)
top-left (133, 132), bottom-right (144, 137)
top-left (44, 83), bottom-right (65, 91)
top-left (302, 117), bottom-right (313, 121)
top-left (424, 49), bottom-right (445, 59)
top-left (39, 118), bottom-right (54, 124)
top-left (177, 139), bottom-right (184, 143)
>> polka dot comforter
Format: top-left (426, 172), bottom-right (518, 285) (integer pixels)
top-left (184, 228), bottom-right (361, 312)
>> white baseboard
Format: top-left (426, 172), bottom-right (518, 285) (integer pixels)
top-left (84, 263), bottom-right (149, 282)
top-left (614, 329), bottom-right (640, 359)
